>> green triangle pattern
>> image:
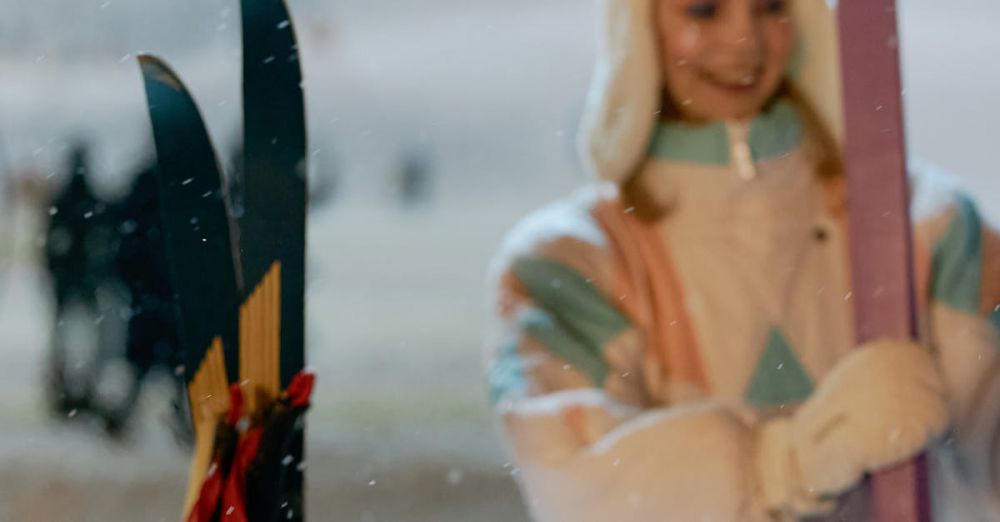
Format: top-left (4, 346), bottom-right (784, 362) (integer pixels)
top-left (745, 328), bottom-right (814, 407)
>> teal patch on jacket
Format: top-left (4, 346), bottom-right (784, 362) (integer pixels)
top-left (991, 308), bottom-right (1000, 333)
top-left (512, 257), bottom-right (631, 386)
top-left (748, 100), bottom-right (803, 162)
top-left (489, 340), bottom-right (528, 405)
top-left (931, 196), bottom-right (982, 313)
top-left (746, 328), bottom-right (815, 407)
top-left (521, 308), bottom-right (609, 386)
top-left (647, 98), bottom-right (802, 165)
top-left (647, 119), bottom-right (730, 165)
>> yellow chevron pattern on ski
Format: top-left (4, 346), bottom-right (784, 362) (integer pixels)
top-left (183, 337), bottom-right (230, 519)
top-left (240, 261), bottom-right (282, 415)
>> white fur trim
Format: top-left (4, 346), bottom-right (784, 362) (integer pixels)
top-left (789, 0), bottom-right (844, 145)
top-left (577, 0), bottom-right (660, 184)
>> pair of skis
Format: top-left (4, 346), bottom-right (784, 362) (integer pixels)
top-left (137, 0), bottom-right (309, 520)
top-left (839, 0), bottom-right (930, 521)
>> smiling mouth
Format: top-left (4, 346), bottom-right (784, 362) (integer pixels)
top-left (698, 70), bottom-right (761, 93)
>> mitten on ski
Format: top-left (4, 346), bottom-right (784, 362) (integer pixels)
top-left (187, 370), bottom-right (315, 522)
top-left (755, 339), bottom-right (950, 517)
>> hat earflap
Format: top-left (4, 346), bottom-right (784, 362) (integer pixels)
top-left (577, 0), bottom-right (661, 184)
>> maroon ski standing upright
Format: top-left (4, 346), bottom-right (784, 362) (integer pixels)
top-left (837, 0), bottom-right (931, 521)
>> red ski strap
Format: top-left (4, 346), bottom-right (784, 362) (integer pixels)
top-left (185, 384), bottom-right (249, 522)
top-left (186, 462), bottom-right (225, 522)
top-left (226, 383), bottom-right (245, 426)
top-left (284, 370), bottom-right (315, 408)
top-left (221, 427), bottom-right (263, 522)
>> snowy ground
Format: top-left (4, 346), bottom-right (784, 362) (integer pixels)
top-left (0, 0), bottom-right (998, 520)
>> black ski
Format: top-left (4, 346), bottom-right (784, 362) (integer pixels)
top-left (239, 0), bottom-right (308, 519)
top-left (138, 55), bottom-right (243, 519)
top-left (138, 55), bottom-right (241, 387)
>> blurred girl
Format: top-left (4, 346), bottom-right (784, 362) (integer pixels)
top-left (486, 0), bottom-right (1000, 520)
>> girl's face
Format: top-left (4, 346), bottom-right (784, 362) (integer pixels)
top-left (655, 0), bottom-right (796, 122)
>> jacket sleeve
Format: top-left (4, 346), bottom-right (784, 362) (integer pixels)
top-left (484, 200), bottom-right (772, 522)
top-left (917, 187), bottom-right (1000, 516)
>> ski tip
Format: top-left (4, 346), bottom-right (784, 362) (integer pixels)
top-left (137, 54), bottom-right (184, 92)
top-left (240, 0), bottom-right (301, 56)
top-left (136, 53), bottom-right (166, 70)
top-left (241, 0), bottom-right (295, 23)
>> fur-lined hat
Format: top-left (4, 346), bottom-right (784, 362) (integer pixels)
top-left (577, 0), bottom-right (844, 183)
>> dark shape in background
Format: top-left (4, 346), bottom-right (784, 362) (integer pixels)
top-left (392, 147), bottom-right (434, 210)
top-left (43, 144), bottom-right (190, 442)
top-left (45, 145), bottom-right (112, 311)
top-left (115, 160), bottom-right (190, 442)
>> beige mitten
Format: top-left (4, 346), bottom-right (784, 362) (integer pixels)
top-left (756, 339), bottom-right (950, 516)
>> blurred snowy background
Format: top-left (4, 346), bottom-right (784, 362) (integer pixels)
top-left (0, 0), bottom-right (997, 520)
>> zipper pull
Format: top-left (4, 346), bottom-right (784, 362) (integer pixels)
top-left (727, 121), bottom-right (756, 181)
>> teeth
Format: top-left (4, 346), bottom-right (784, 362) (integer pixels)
top-left (739, 75), bottom-right (756, 86)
